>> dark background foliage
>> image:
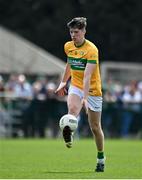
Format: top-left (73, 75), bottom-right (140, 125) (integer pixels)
top-left (0, 0), bottom-right (142, 62)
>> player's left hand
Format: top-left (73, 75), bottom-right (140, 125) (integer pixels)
top-left (81, 98), bottom-right (88, 114)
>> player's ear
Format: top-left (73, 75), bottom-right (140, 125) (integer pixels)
top-left (83, 28), bottom-right (86, 35)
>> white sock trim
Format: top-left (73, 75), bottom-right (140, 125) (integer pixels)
top-left (97, 157), bottom-right (106, 164)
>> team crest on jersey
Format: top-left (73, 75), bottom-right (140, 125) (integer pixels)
top-left (80, 51), bottom-right (84, 56)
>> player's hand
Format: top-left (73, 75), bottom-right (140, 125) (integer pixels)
top-left (81, 98), bottom-right (88, 114)
top-left (55, 82), bottom-right (67, 96)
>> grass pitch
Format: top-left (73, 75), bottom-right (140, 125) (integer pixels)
top-left (0, 138), bottom-right (142, 179)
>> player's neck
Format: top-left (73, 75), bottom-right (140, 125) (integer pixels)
top-left (74, 38), bottom-right (86, 47)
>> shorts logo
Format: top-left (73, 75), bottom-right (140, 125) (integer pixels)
top-left (95, 107), bottom-right (100, 109)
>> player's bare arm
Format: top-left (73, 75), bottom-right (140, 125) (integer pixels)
top-left (82, 63), bottom-right (96, 113)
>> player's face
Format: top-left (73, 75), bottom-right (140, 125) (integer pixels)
top-left (69, 28), bottom-right (86, 45)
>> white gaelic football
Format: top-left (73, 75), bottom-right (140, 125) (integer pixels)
top-left (59, 114), bottom-right (78, 132)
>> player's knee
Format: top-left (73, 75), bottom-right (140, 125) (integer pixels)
top-left (68, 104), bottom-right (78, 116)
top-left (91, 123), bottom-right (101, 135)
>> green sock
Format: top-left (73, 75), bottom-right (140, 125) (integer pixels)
top-left (97, 151), bottom-right (104, 159)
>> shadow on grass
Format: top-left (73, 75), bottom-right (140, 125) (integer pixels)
top-left (43, 171), bottom-right (94, 174)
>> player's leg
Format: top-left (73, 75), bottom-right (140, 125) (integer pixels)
top-left (88, 110), bottom-right (104, 149)
top-left (63, 86), bottom-right (82, 148)
top-left (88, 110), bottom-right (104, 151)
top-left (88, 110), bottom-right (105, 172)
top-left (87, 96), bottom-right (105, 172)
top-left (67, 93), bottom-right (82, 116)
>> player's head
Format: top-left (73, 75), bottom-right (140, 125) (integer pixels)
top-left (67, 17), bottom-right (87, 45)
top-left (67, 17), bottom-right (87, 30)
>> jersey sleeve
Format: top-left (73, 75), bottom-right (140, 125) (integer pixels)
top-left (87, 48), bottom-right (99, 64)
top-left (64, 42), bottom-right (69, 55)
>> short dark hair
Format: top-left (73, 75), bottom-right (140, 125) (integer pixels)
top-left (67, 17), bottom-right (87, 29)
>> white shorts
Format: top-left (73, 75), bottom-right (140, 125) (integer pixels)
top-left (68, 86), bottom-right (102, 112)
